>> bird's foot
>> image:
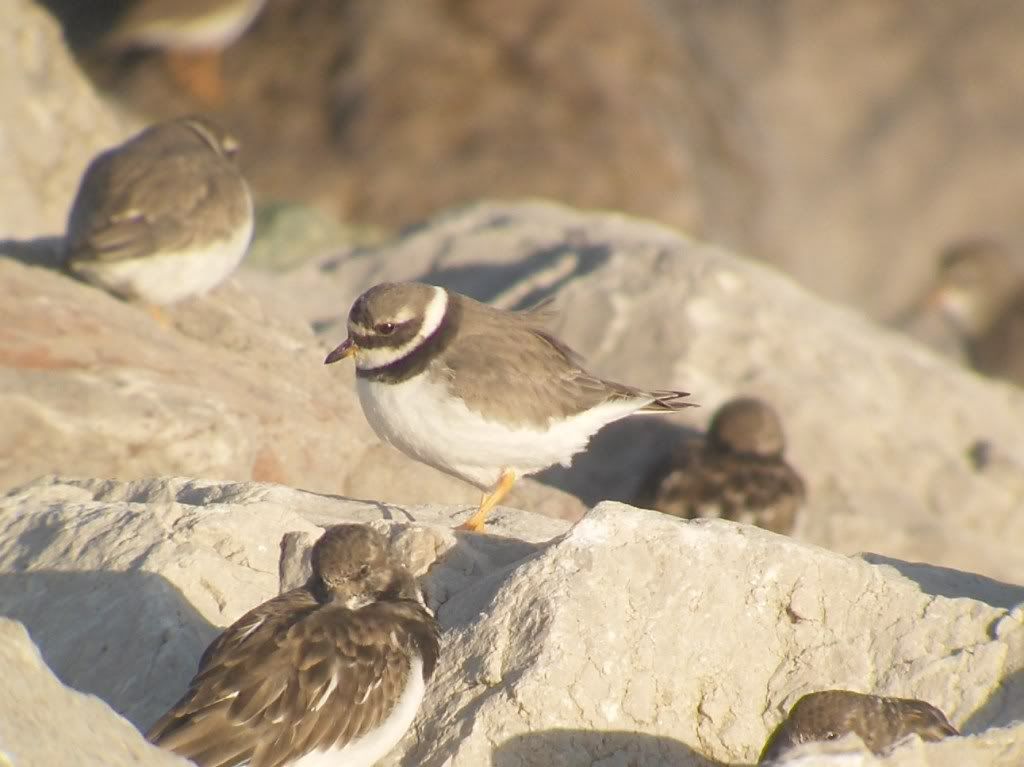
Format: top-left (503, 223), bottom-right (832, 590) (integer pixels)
top-left (455, 516), bottom-right (487, 534)
top-left (144, 303), bottom-right (173, 327)
top-left (454, 469), bottom-right (517, 534)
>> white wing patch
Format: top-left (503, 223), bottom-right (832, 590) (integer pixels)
top-left (235, 616), bottom-right (265, 643)
top-left (358, 676), bottom-right (382, 705)
top-left (312, 674), bottom-right (339, 712)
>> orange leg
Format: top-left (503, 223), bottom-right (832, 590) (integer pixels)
top-left (456, 470), bottom-right (517, 533)
top-left (144, 304), bottom-right (172, 327)
top-left (165, 50), bottom-right (226, 107)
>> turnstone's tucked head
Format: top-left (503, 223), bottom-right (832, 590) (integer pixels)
top-left (707, 397), bottom-right (785, 458)
top-left (758, 690), bottom-right (959, 763)
top-left (929, 239), bottom-right (1020, 336)
top-left (325, 281), bottom-right (694, 532)
top-left (147, 523), bottom-right (440, 767)
top-left (310, 523), bottom-right (421, 608)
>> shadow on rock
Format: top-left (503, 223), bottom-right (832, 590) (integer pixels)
top-left (961, 667), bottom-right (1024, 734)
top-left (34, 0), bottom-right (126, 48)
top-left (416, 238), bottom-right (613, 309)
top-left (0, 569), bottom-right (218, 731)
top-left (859, 553), bottom-right (1024, 609)
top-left (491, 728), bottom-right (726, 767)
top-left (536, 417), bottom-right (700, 508)
top-left (0, 236), bottom-right (67, 270)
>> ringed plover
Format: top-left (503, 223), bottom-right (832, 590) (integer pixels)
top-left (325, 282), bottom-right (695, 532)
top-left (65, 115), bottom-right (253, 309)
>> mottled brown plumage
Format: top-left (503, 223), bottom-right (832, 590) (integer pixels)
top-left (758, 690), bottom-right (959, 763)
top-left (147, 525), bottom-right (439, 767)
top-left (637, 397), bottom-right (804, 534)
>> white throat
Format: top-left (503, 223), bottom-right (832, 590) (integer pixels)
top-left (355, 286), bottom-right (449, 371)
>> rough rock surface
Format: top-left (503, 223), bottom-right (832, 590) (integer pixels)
top-left (2, 477), bottom-right (1023, 766)
top-left (0, 258), bottom-right (583, 521)
top-left (0, 618), bottom-right (188, 767)
top-left (0, 475), bottom-right (568, 731)
top-left (6, 194), bottom-right (1024, 583)
top-left (6, 197), bottom-right (1024, 583)
top-left (0, 0), bottom-right (132, 240)
top-left (244, 200), bottom-right (1024, 587)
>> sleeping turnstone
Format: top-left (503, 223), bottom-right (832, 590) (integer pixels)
top-left (636, 397), bottom-right (804, 535)
top-left (758, 690), bottom-right (959, 763)
top-left (324, 282), bottom-right (694, 532)
top-left (65, 115), bottom-right (253, 309)
top-left (147, 524), bottom-right (440, 767)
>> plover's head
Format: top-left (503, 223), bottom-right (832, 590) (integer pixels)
top-left (707, 397), bottom-right (785, 458)
top-left (309, 524), bottom-right (419, 609)
top-left (758, 690), bottom-right (957, 762)
top-left (171, 115), bottom-right (241, 161)
top-left (928, 239), bottom-right (1020, 336)
top-left (324, 282), bottom-right (449, 371)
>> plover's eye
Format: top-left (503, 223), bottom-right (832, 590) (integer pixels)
top-left (356, 564), bottom-right (371, 579)
top-left (375, 322), bottom-right (396, 335)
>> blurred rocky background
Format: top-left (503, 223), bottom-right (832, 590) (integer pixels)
top-left (3, 2), bottom-right (1024, 764)
top-left (35, 0), bottom-right (1024, 328)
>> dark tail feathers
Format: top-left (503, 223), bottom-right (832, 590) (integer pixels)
top-left (640, 390), bottom-right (697, 412)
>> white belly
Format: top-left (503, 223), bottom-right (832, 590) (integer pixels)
top-left (355, 372), bottom-right (648, 489)
top-left (72, 213), bottom-right (252, 305)
top-left (119, 0), bottom-right (266, 49)
top-left (288, 656), bottom-right (425, 767)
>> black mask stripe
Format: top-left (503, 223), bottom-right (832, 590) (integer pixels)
top-left (351, 318), bottom-right (420, 350)
top-left (356, 295), bottom-right (462, 384)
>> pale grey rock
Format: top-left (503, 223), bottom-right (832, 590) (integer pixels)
top-left (7, 193), bottom-right (1024, 584)
top-left (277, 530), bottom-right (315, 593)
top-left (2, 4), bottom-right (585, 528)
top-left (0, 258), bottom-right (585, 522)
top-left (247, 202), bottom-right (384, 271)
top-left (0, 0), bottom-right (132, 240)
top-left (2, 477), bottom-right (1022, 767)
top-left (411, 504), bottom-right (1024, 767)
top-left (0, 618), bottom-right (188, 767)
top-left (243, 200), bottom-right (1024, 587)
top-left (0, 475), bottom-right (567, 730)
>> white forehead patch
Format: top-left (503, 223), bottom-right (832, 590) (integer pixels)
top-left (392, 307), bottom-right (417, 324)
